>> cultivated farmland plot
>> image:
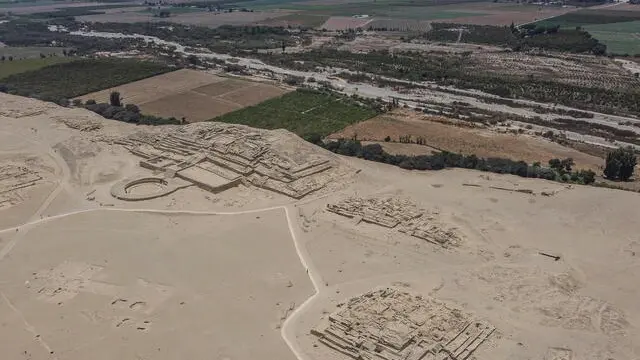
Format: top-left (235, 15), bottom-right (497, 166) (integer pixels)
top-left (78, 69), bottom-right (290, 122)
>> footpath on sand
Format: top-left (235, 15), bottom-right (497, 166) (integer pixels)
top-left (0, 205), bottom-right (323, 360)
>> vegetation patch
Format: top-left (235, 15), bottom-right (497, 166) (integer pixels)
top-left (80, 94), bottom-right (181, 126)
top-left (424, 22), bottom-right (605, 54)
top-left (21, 4), bottom-right (141, 19)
top-left (583, 21), bottom-right (640, 55)
top-left (0, 58), bottom-right (175, 105)
top-left (86, 22), bottom-right (309, 53)
top-left (536, 9), bottom-right (640, 28)
top-left (0, 20), bottom-right (153, 55)
top-left (425, 23), bottom-right (517, 47)
top-left (211, 89), bottom-right (380, 139)
top-left (0, 46), bottom-right (68, 59)
top-left (0, 56), bottom-right (73, 79)
top-left (260, 49), bottom-right (640, 117)
top-left (322, 139), bottom-right (597, 185)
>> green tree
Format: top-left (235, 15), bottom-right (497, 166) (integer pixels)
top-left (109, 91), bottom-right (122, 107)
top-left (604, 147), bottom-right (637, 181)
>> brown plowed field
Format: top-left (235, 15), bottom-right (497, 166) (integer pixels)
top-left (77, 69), bottom-right (226, 105)
top-left (77, 69), bottom-right (290, 122)
top-left (192, 79), bottom-right (252, 97)
top-left (139, 91), bottom-right (241, 122)
top-left (329, 110), bottom-right (603, 171)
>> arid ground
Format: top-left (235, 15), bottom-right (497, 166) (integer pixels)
top-left (329, 109), bottom-right (605, 171)
top-left (1, 93), bottom-right (639, 360)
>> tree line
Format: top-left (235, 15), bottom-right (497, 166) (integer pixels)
top-left (79, 92), bottom-right (181, 125)
top-left (317, 138), bottom-right (598, 185)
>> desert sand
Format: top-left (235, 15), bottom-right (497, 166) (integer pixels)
top-left (1, 92), bottom-right (639, 360)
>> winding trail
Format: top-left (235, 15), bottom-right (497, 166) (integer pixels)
top-left (0, 204), bottom-right (322, 360)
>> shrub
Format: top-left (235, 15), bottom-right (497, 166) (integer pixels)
top-left (320, 138), bottom-right (600, 186)
top-left (604, 147), bottom-right (637, 181)
top-left (125, 103), bottom-right (140, 113)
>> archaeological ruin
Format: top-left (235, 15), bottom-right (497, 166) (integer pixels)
top-left (0, 164), bottom-right (42, 209)
top-left (312, 288), bottom-right (495, 360)
top-left (109, 124), bottom-right (335, 200)
top-left (327, 197), bottom-right (461, 247)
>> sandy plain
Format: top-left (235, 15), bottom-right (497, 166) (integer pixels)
top-left (0, 92), bottom-right (639, 360)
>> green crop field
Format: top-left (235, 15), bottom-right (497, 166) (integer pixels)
top-left (212, 89), bottom-right (379, 138)
top-left (0, 56), bottom-right (73, 79)
top-left (0, 0), bottom-right (57, 8)
top-left (0, 46), bottom-right (68, 59)
top-left (536, 9), bottom-right (640, 28)
top-left (584, 21), bottom-right (640, 54)
top-left (0, 58), bottom-right (174, 103)
top-left (245, 0), bottom-right (487, 18)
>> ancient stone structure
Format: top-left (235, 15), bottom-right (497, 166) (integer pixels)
top-left (0, 164), bottom-right (42, 209)
top-left (110, 176), bottom-right (192, 201)
top-left (312, 288), bottom-right (495, 360)
top-left (110, 125), bottom-right (333, 200)
top-left (327, 197), bottom-right (461, 247)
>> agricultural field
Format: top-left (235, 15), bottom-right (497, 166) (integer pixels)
top-left (23, 3), bottom-right (141, 18)
top-left (0, 1), bottom-right (133, 14)
top-left (536, 9), bottom-right (640, 28)
top-left (584, 21), bottom-right (640, 55)
top-left (213, 89), bottom-right (379, 138)
top-left (77, 9), bottom-right (293, 28)
top-left (328, 109), bottom-right (604, 171)
top-left (291, 1), bottom-right (571, 28)
top-left (0, 56), bottom-right (73, 79)
top-left (533, 9), bottom-right (640, 54)
top-left (79, 69), bottom-right (291, 122)
top-left (258, 13), bottom-right (330, 27)
top-left (0, 46), bottom-right (68, 59)
top-left (0, 58), bottom-right (173, 103)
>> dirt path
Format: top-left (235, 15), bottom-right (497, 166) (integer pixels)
top-left (0, 205), bottom-right (323, 360)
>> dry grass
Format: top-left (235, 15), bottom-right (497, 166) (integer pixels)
top-left (329, 109), bottom-right (604, 171)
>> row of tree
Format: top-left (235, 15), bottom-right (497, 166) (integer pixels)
top-left (79, 92), bottom-right (181, 125)
top-left (317, 138), bottom-right (638, 184)
top-left (319, 139), bottom-right (598, 185)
